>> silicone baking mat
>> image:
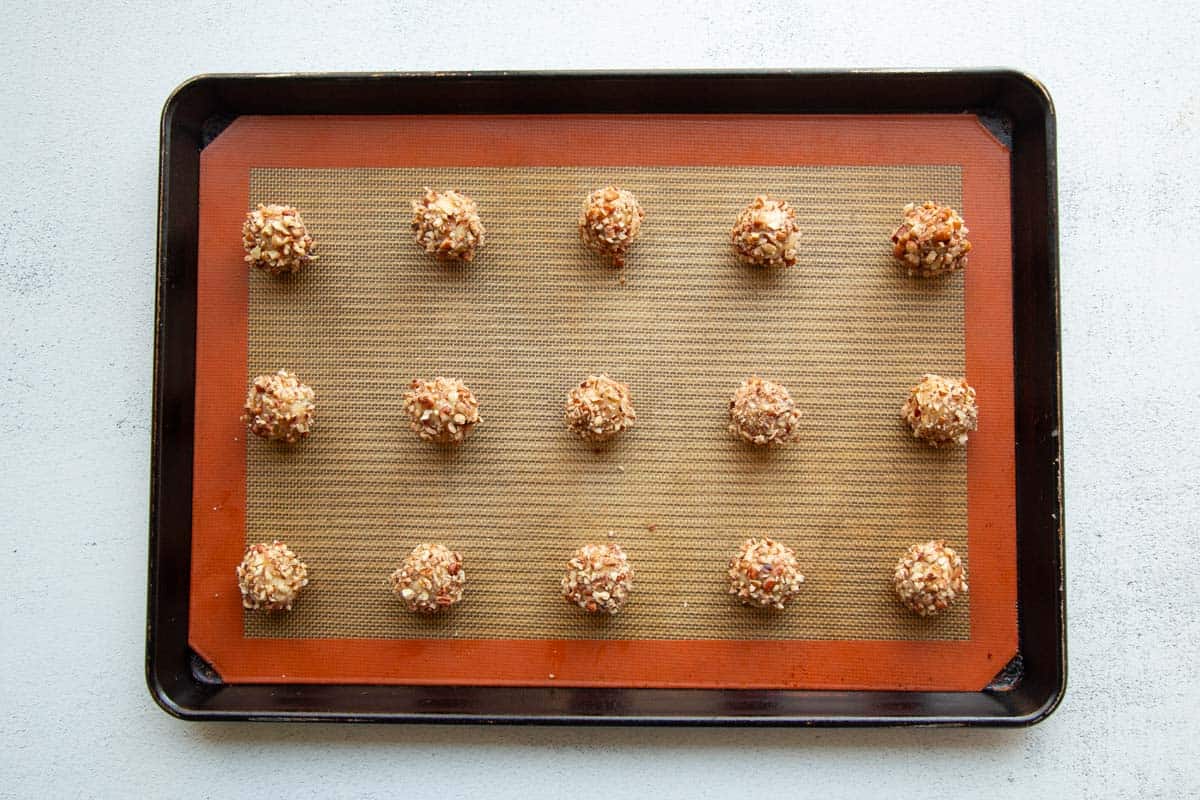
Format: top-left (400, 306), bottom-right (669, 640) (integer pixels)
top-left (190, 115), bottom-right (1016, 690)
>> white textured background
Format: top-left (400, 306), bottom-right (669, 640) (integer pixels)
top-left (2, 1), bottom-right (1197, 797)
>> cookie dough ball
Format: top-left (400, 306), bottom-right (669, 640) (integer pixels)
top-left (728, 376), bottom-right (802, 446)
top-left (890, 201), bottom-right (972, 277)
top-left (389, 543), bottom-right (466, 614)
top-left (901, 374), bottom-right (978, 447)
top-left (578, 185), bottom-right (645, 266)
top-left (561, 542), bottom-right (634, 615)
top-left (242, 370), bottom-right (315, 443)
top-left (242, 203), bottom-right (317, 276)
top-left (564, 374), bottom-right (636, 443)
top-left (236, 540), bottom-right (309, 612)
top-left (731, 196), bottom-right (801, 268)
top-left (402, 377), bottom-right (481, 445)
top-left (411, 188), bottom-right (485, 262)
top-left (727, 537), bottom-right (805, 610)
top-left (893, 539), bottom-right (968, 616)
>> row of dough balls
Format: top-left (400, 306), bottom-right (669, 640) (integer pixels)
top-left (243, 371), bottom-right (979, 449)
top-left (237, 538), bottom-right (968, 618)
top-left (242, 191), bottom-right (971, 275)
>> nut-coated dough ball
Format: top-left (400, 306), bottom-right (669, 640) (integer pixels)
top-left (578, 186), bottom-right (645, 266)
top-left (893, 539), bottom-right (968, 616)
top-left (242, 370), bottom-right (315, 443)
top-left (242, 203), bottom-right (317, 276)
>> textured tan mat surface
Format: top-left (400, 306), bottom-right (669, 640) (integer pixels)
top-left (244, 165), bottom-right (968, 641)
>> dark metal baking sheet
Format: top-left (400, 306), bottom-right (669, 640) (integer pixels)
top-left (148, 70), bottom-right (1064, 725)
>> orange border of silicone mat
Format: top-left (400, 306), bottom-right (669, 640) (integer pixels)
top-left (190, 114), bottom-right (1016, 690)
